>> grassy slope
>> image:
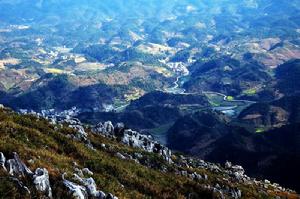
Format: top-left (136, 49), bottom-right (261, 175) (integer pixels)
top-left (0, 108), bottom-right (297, 199)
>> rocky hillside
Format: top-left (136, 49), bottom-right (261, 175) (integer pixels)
top-left (167, 107), bottom-right (300, 192)
top-left (0, 106), bottom-right (298, 199)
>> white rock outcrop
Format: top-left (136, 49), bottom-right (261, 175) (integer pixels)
top-left (6, 152), bottom-right (33, 177)
top-left (93, 122), bottom-right (173, 163)
top-left (93, 121), bottom-right (114, 136)
top-left (33, 168), bottom-right (53, 198)
top-left (63, 171), bottom-right (118, 199)
top-left (1, 152), bottom-right (52, 198)
top-left (0, 152), bottom-right (6, 171)
top-left (82, 168), bottom-right (93, 176)
top-left (63, 178), bottom-right (88, 199)
top-left (224, 161), bottom-right (245, 181)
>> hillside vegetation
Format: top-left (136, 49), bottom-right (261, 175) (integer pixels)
top-left (0, 107), bottom-right (298, 199)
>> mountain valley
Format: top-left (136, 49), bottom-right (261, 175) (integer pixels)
top-left (0, 0), bottom-right (300, 198)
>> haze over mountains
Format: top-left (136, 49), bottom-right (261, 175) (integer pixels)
top-left (0, 0), bottom-right (300, 198)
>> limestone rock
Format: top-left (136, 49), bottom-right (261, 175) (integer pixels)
top-left (224, 161), bottom-right (245, 181)
top-left (106, 193), bottom-right (118, 199)
top-left (115, 152), bottom-right (126, 160)
top-left (63, 178), bottom-right (88, 199)
top-left (121, 129), bottom-right (173, 163)
top-left (225, 161), bottom-right (232, 169)
top-left (69, 124), bottom-right (88, 139)
top-left (0, 152), bottom-right (6, 171)
top-left (93, 121), bottom-right (114, 136)
top-left (82, 168), bottom-right (93, 176)
top-left (6, 152), bottom-right (33, 177)
top-left (92, 122), bottom-right (173, 163)
top-left (82, 177), bottom-right (101, 198)
top-left (33, 168), bottom-right (52, 198)
top-left (69, 173), bottom-right (118, 199)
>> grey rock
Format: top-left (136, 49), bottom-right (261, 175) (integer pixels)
top-left (82, 168), bottom-right (93, 176)
top-left (115, 122), bottom-right (125, 129)
top-left (69, 124), bottom-right (88, 139)
top-left (86, 141), bottom-right (95, 151)
top-left (106, 193), bottom-right (118, 199)
top-left (63, 177), bottom-right (88, 199)
top-left (134, 153), bottom-right (143, 159)
top-left (264, 179), bottom-right (271, 184)
top-left (225, 161), bottom-right (232, 169)
top-left (192, 172), bottom-right (202, 180)
top-left (209, 164), bottom-right (221, 172)
top-left (213, 188), bottom-right (225, 199)
top-left (27, 159), bottom-right (35, 164)
top-left (98, 191), bottom-right (106, 199)
top-left (121, 129), bottom-right (173, 163)
top-left (233, 171), bottom-right (244, 181)
top-left (225, 161), bottom-right (245, 181)
top-left (71, 173), bottom-right (116, 199)
top-left (181, 170), bottom-right (188, 176)
top-left (3, 153), bottom-right (53, 198)
top-left (231, 165), bottom-right (245, 175)
top-left (236, 189), bottom-right (242, 198)
top-left (103, 121), bottom-right (114, 135)
top-left (92, 122), bottom-right (173, 163)
top-left (33, 168), bottom-right (52, 198)
top-left (204, 174), bottom-right (208, 180)
top-left (93, 121), bottom-right (114, 136)
top-left (82, 177), bottom-right (99, 197)
top-left (6, 152), bottom-right (33, 177)
top-left (0, 152), bottom-right (6, 171)
top-left (230, 188), bottom-right (242, 199)
top-left (115, 152), bottom-right (126, 160)
top-left (74, 168), bottom-right (84, 177)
